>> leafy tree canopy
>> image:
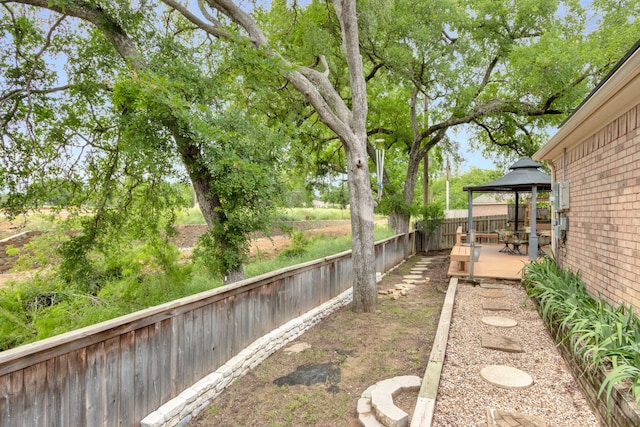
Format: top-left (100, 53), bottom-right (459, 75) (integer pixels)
top-left (0, 1), bottom-right (286, 287)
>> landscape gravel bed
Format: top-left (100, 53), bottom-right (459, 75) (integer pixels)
top-left (431, 279), bottom-right (598, 427)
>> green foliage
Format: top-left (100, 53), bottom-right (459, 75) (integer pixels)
top-left (175, 207), bottom-right (206, 225)
top-left (430, 167), bottom-right (503, 209)
top-left (9, 229), bottom-right (67, 272)
top-left (245, 225), bottom-right (396, 278)
top-left (417, 203), bottom-right (445, 236)
top-left (320, 183), bottom-right (350, 209)
top-left (376, 193), bottom-right (415, 218)
top-left (0, 225), bottom-right (395, 350)
top-left (523, 257), bottom-right (640, 406)
top-left (278, 230), bottom-right (309, 258)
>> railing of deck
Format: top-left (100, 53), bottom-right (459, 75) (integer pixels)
top-left (415, 215), bottom-right (509, 251)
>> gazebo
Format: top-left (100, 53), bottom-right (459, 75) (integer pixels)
top-left (463, 157), bottom-right (552, 260)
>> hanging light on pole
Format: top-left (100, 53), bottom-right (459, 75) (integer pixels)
top-left (375, 139), bottom-right (385, 202)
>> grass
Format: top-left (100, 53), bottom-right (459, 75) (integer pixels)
top-left (0, 221), bottom-right (397, 351)
top-left (523, 256), bottom-right (640, 406)
top-left (244, 224), bottom-right (395, 278)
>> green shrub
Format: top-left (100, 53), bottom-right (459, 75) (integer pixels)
top-left (523, 257), bottom-right (640, 406)
top-left (278, 230), bottom-right (309, 258)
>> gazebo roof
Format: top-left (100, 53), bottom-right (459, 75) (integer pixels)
top-left (463, 157), bottom-right (552, 193)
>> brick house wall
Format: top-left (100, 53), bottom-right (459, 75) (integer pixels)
top-left (549, 103), bottom-right (640, 310)
top-left (535, 40), bottom-right (640, 312)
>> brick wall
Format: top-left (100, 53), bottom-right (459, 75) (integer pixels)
top-left (552, 103), bottom-right (640, 310)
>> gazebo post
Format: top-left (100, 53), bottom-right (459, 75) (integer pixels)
top-left (467, 191), bottom-right (473, 234)
top-left (514, 191), bottom-right (519, 232)
top-left (529, 185), bottom-right (539, 260)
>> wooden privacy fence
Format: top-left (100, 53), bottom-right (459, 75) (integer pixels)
top-left (0, 233), bottom-right (413, 427)
top-left (415, 215), bottom-right (508, 252)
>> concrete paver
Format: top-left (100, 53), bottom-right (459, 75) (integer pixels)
top-left (481, 334), bottom-right (523, 353)
top-left (479, 290), bottom-right (506, 298)
top-left (482, 300), bottom-right (512, 311)
top-left (486, 408), bottom-right (547, 427)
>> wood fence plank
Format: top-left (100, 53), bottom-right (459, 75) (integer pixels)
top-left (134, 327), bottom-right (149, 424)
top-left (182, 310), bottom-right (195, 386)
top-left (118, 331), bottom-right (135, 427)
top-left (67, 348), bottom-right (86, 425)
top-left (52, 356), bottom-right (70, 427)
top-left (200, 305), bottom-right (215, 374)
top-left (0, 370), bottom-right (22, 426)
top-left (44, 358), bottom-right (56, 427)
top-left (192, 307), bottom-right (205, 381)
top-left (23, 362), bottom-right (46, 426)
top-left (169, 314), bottom-right (181, 395)
top-left (104, 336), bottom-right (121, 426)
top-left (158, 318), bottom-right (172, 403)
top-left (147, 322), bottom-right (161, 411)
top-left (84, 342), bottom-right (105, 427)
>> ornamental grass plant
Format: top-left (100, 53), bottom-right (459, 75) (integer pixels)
top-left (523, 257), bottom-right (640, 406)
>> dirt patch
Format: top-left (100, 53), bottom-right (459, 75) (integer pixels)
top-left (248, 222), bottom-right (356, 260)
top-left (189, 251), bottom-right (450, 427)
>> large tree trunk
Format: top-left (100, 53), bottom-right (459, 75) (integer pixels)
top-left (344, 140), bottom-right (377, 313)
top-left (392, 154), bottom-right (421, 234)
top-left (176, 138), bottom-right (245, 284)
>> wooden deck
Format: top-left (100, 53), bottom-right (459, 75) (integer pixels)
top-left (447, 243), bottom-right (529, 280)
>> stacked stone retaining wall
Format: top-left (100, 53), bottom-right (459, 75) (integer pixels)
top-left (170, 220), bottom-right (351, 249)
top-left (0, 231), bottom-right (45, 273)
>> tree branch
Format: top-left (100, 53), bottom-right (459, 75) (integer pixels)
top-left (204, 0), bottom-right (268, 47)
top-left (161, 0), bottom-right (230, 39)
top-left (0, 84), bottom-right (71, 104)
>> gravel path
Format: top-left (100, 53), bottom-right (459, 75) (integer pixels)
top-left (432, 279), bottom-right (598, 427)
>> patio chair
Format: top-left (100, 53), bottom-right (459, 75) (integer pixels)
top-left (498, 229), bottom-right (513, 253)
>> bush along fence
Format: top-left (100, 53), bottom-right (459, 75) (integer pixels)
top-left (0, 233), bottom-right (413, 427)
top-left (522, 257), bottom-right (640, 427)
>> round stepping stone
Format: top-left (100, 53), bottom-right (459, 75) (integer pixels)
top-left (480, 365), bottom-right (534, 389)
top-left (479, 290), bottom-right (505, 298)
top-left (482, 316), bottom-right (518, 328)
top-left (403, 275), bottom-right (423, 280)
top-left (403, 279), bottom-right (417, 284)
top-left (480, 283), bottom-right (509, 290)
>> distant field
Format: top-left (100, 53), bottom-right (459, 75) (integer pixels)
top-left (175, 207), bottom-right (353, 225)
